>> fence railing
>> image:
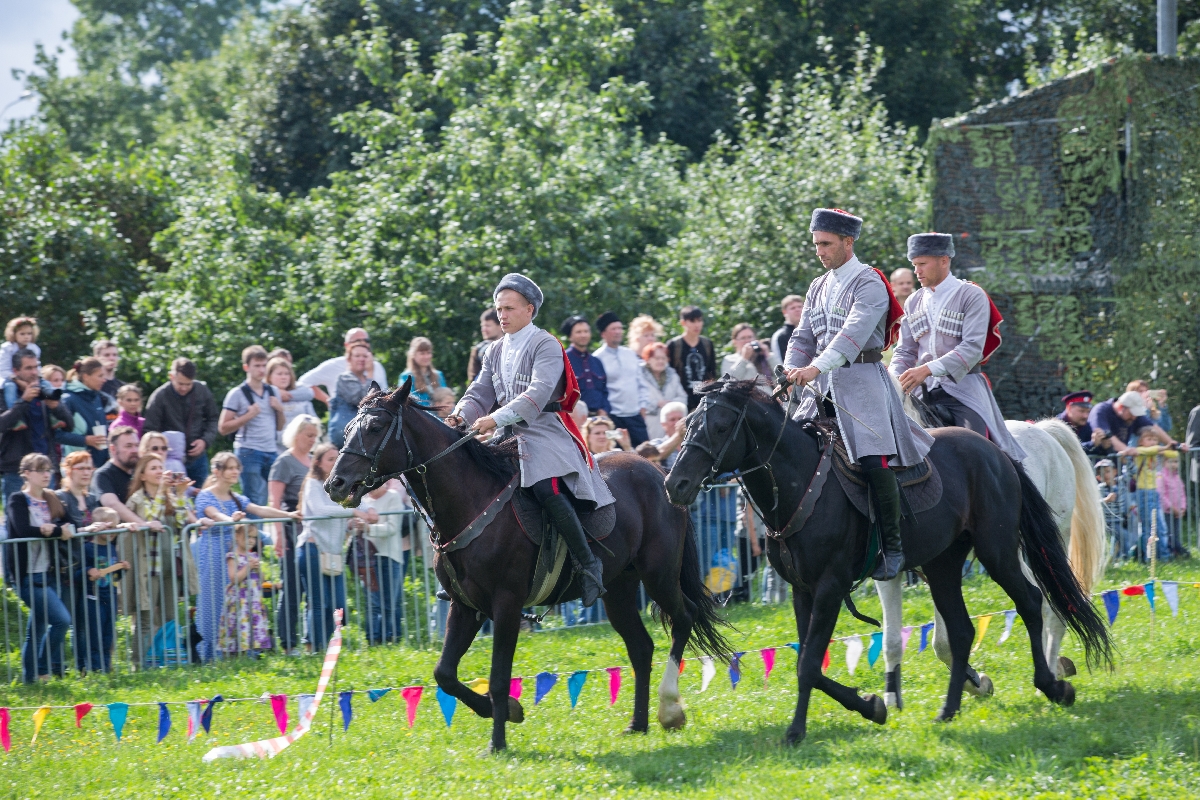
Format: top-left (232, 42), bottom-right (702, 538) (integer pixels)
top-left (1088, 449), bottom-right (1197, 564)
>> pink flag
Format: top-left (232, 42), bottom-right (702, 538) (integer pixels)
top-left (0, 708), bottom-right (9, 752)
top-left (606, 667), bottom-right (622, 706)
top-left (900, 626), bottom-right (914, 654)
top-left (186, 701), bottom-right (203, 743)
top-left (74, 703), bottom-right (94, 728)
top-left (270, 695), bottom-right (288, 735)
top-left (509, 677), bottom-right (523, 700)
top-left (761, 648), bottom-right (776, 682)
top-left (401, 686), bottom-right (423, 729)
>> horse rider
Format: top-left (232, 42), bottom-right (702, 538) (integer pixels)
top-left (445, 273), bottom-right (615, 606)
top-left (891, 232), bottom-right (1027, 462)
top-left (784, 208), bottom-right (935, 581)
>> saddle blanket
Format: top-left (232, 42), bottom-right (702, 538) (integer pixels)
top-left (511, 489), bottom-right (616, 606)
top-left (829, 435), bottom-right (944, 519)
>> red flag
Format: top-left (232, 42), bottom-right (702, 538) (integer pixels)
top-left (1122, 585), bottom-right (1146, 596)
top-left (870, 269), bottom-right (905, 349)
top-left (0, 708), bottom-right (9, 752)
top-left (821, 648), bottom-right (831, 673)
top-left (74, 703), bottom-right (93, 728)
top-left (401, 686), bottom-right (423, 729)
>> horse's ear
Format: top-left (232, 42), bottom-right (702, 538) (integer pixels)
top-left (394, 375), bottom-right (413, 403)
top-left (369, 380), bottom-right (381, 394)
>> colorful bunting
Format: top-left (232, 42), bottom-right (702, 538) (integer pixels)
top-left (1144, 582), bottom-right (1156, 612)
top-left (436, 688), bottom-right (456, 727)
top-left (338, 692), bottom-right (353, 731)
top-left (761, 648), bottom-right (776, 682)
top-left (1163, 581), bottom-right (1180, 616)
top-left (999, 610), bottom-right (1018, 643)
top-left (157, 703), bottom-right (171, 743)
top-left (699, 656), bottom-right (716, 692)
top-left (270, 695), bottom-right (288, 734)
top-left (787, 642), bottom-right (800, 653)
top-left (199, 695), bottom-right (223, 734)
top-left (567, 671), bottom-right (588, 708)
top-left (867, 632), bottom-right (882, 667)
top-left (919, 622), bottom-right (934, 653)
top-left (0, 708), bottom-right (10, 752)
top-left (678, 659), bottom-right (685, 676)
top-left (367, 689), bottom-right (391, 703)
top-left (534, 672), bottom-right (558, 705)
top-left (31, 706), bottom-right (50, 744)
top-left (1102, 590), bottom-right (1120, 626)
top-left (107, 703), bottom-right (129, 742)
top-left (1122, 585), bottom-right (1145, 596)
top-left (401, 687), bottom-right (423, 728)
top-left (74, 703), bottom-right (93, 728)
top-left (509, 678), bottom-right (523, 700)
top-left (729, 653), bottom-right (744, 689)
top-left (295, 695), bottom-right (315, 732)
top-left (821, 648), bottom-right (830, 673)
top-left (606, 667), bottom-right (622, 705)
top-left (900, 626), bottom-right (914, 654)
top-left (845, 635), bottom-right (863, 676)
top-left (972, 615), bottom-right (993, 653)
top-left (186, 701), bottom-right (203, 742)
top-left (466, 678), bottom-right (490, 695)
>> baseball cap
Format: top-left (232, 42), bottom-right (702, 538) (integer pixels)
top-left (1116, 390), bottom-right (1147, 417)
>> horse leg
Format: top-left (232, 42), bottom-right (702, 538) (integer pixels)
top-left (932, 604), bottom-right (994, 699)
top-left (785, 588), bottom-right (816, 746)
top-left (602, 574), bottom-right (656, 733)
top-left (432, 601), bottom-right (492, 719)
top-left (1042, 598), bottom-right (1072, 678)
top-left (876, 577), bottom-right (905, 709)
top-left (922, 556), bottom-right (975, 722)
top-left (486, 591), bottom-right (525, 752)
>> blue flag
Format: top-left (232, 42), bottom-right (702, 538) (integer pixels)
top-left (107, 703), bottom-right (129, 742)
top-left (867, 632), bottom-right (883, 667)
top-left (436, 688), bottom-right (456, 727)
top-left (1144, 582), bottom-right (1156, 612)
top-left (534, 672), bottom-right (558, 705)
top-left (919, 622), bottom-right (934, 653)
top-left (339, 692), bottom-right (353, 730)
top-left (156, 703), bottom-right (171, 743)
top-left (787, 642), bottom-right (800, 653)
top-left (1102, 590), bottom-right (1120, 626)
top-left (200, 695), bottom-right (224, 734)
top-left (367, 688), bottom-right (391, 703)
top-left (567, 671), bottom-right (588, 708)
top-left (729, 652), bottom-right (744, 689)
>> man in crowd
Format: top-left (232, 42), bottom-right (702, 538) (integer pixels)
top-left (771, 295), bottom-right (804, 363)
top-left (636, 400), bottom-right (687, 470)
top-left (297, 327), bottom-right (388, 402)
top-left (467, 309), bottom-right (502, 383)
top-left (666, 306), bottom-right (717, 411)
top-left (785, 209), bottom-right (934, 581)
top-left (891, 232), bottom-right (1025, 461)
top-left (219, 345), bottom-right (285, 505)
top-left (0, 349), bottom-right (72, 501)
top-left (92, 339), bottom-right (124, 397)
top-left (1088, 391), bottom-right (1181, 456)
top-left (561, 315), bottom-right (610, 417)
top-left (593, 312), bottom-right (652, 447)
top-left (93, 426), bottom-right (162, 531)
top-left (1057, 391), bottom-right (1096, 451)
top-left (889, 267), bottom-right (916, 308)
top-left (143, 357), bottom-right (221, 485)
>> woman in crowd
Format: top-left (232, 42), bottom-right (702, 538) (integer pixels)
top-left (41, 365), bottom-right (66, 391)
top-left (399, 337), bottom-right (446, 406)
top-left (57, 450), bottom-right (102, 530)
top-left (638, 342), bottom-right (687, 439)
top-left (111, 384), bottom-right (145, 436)
top-left (3, 453), bottom-right (74, 683)
top-left (266, 356), bottom-right (316, 453)
top-left (357, 479), bottom-right (412, 644)
top-left (627, 315), bottom-right (664, 356)
top-left (329, 342), bottom-right (375, 448)
top-left (268, 414), bottom-right (321, 656)
top-left (583, 416), bottom-right (632, 456)
top-left (58, 357), bottom-right (116, 468)
top-left (193, 451), bottom-right (298, 662)
top-left (720, 323), bottom-right (781, 389)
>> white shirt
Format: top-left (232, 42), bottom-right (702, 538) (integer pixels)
top-left (489, 322), bottom-right (539, 429)
top-left (361, 488), bottom-right (413, 562)
top-left (812, 255), bottom-right (869, 373)
top-left (921, 272), bottom-right (963, 378)
top-left (297, 356), bottom-right (387, 394)
top-left (594, 344), bottom-right (650, 417)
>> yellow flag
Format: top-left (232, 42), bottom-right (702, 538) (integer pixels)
top-left (466, 678), bottom-right (490, 695)
top-left (31, 706), bottom-right (51, 744)
top-left (971, 615), bottom-right (993, 653)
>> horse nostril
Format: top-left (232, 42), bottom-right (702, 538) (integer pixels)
top-left (330, 477), bottom-right (344, 489)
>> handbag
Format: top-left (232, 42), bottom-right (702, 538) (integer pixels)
top-left (319, 550), bottom-right (345, 577)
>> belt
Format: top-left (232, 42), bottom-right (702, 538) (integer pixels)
top-left (841, 348), bottom-right (884, 367)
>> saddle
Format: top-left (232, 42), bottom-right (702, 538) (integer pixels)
top-left (827, 431), bottom-right (944, 519)
top-left (511, 489), bottom-right (616, 606)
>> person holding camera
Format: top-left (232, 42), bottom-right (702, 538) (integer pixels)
top-left (1, 349), bottom-right (72, 502)
top-left (58, 358), bottom-right (117, 468)
top-left (582, 416), bottom-right (632, 456)
top-left (721, 323), bottom-right (782, 390)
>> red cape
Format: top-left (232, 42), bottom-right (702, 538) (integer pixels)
top-left (556, 347), bottom-right (595, 468)
top-left (871, 268), bottom-right (904, 350)
top-left (963, 281), bottom-right (1004, 365)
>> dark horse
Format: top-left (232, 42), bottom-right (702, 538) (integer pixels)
top-left (325, 378), bottom-right (731, 751)
top-left (664, 380), bottom-right (1112, 745)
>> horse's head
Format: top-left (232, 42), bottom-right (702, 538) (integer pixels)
top-left (325, 377), bottom-right (413, 507)
top-left (665, 380), bottom-right (761, 506)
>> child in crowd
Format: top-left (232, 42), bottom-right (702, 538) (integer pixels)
top-left (74, 507), bottom-right (128, 674)
top-left (1096, 459), bottom-right (1134, 560)
top-left (429, 386), bottom-right (457, 419)
top-left (0, 316), bottom-right (41, 382)
top-left (1132, 428), bottom-right (1179, 561)
top-left (111, 384), bottom-right (145, 436)
top-left (1157, 454), bottom-right (1188, 557)
top-left (219, 524), bottom-right (273, 657)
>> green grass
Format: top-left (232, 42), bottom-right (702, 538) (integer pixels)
top-left (4, 561), bottom-right (1200, 798)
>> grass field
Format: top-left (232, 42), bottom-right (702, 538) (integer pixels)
top-left (4, 560), bottom-right (1200, 799)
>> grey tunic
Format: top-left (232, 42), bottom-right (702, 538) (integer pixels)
top-left (890, 277), bottom-right (1026, 461)
top-left (785, 261), bottom-right (934, 466)
top-left (454, 325), bottom-right (615, 509)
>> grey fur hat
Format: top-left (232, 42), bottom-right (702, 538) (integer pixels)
top-left (809, 208), bottom-right (863, 240)
top-left (907, 232), bottom-right (956, 260)
top-left (494, 273), bottom-right (544, 317)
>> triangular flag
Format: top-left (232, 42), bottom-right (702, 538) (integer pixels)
top-left (867, 632), bottom-right (883, 667)
top-left (1102, 590), bottom-right (1120, 626)
top-left (270, 695), bottom-right (288, 734)
top-left (466, 678), bottom-right (489, 695)
top-left (435, 688), bottom-right (456, 727)
top-left (1144, 582), bottom-right (1156, 612)
top-left (972, 615), bottom-right (993, 653)
top-left (31, 706), bottom-right (50, 744)
top-left (678, 659), bottom-right (685, 676)
top-left (74, 703), bottom-right (93, 728)
top-left (401, 687), bottom-right (423, 728)
top-left (821, 648), bottom-right (830, 673)
top-left (509, 677), bottom-right (523, 700)
top-left (606, 667), bottom-right (622, 705)
top-left (900, 626), bottom-right (914, 654)
top-left (919, 622), bottom-right (934, 653)
top-left (186, 701), bottom-right (203, 742)
top-left (845, 636), bottom-right (863, 675)
top-left (107, 703), bottom-right (129, 742)
top-left (1122, 584), bottom-right (1145, 596)
top-left (567, 671), bottom-right (588, 708)
top-left (729, 653), bottom-right (744, 689)
top-left (787, 642), bottom-right (800, 653)
top-left (1163, 581), bottom-right (1180, 616)
top-left (156, 703), bottom-right (171, 743)
top-left (0, 708), bottom-right (10, 752)
top-left (534, 672), bottom-right (558, 705)
top-left (295, 695), bottom-right (315, 732)
top-left (200, 695), bottom-right (223, 734)
top-left (761, 648), bottom-right (776, 682)
top-left (699, 656), bottom-right (716, 692)
top-left (367, 689), bottom-right (391, 703)
top-left (338, 692), bottom-right (352, 731)
top-left (998, 610), bottom-right (1018, 643)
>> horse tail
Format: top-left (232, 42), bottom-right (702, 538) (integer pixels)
top-left (1014, 459), bottom-right (1114, 670)
top-left (1035, 418), bottom-right (1108, 594)
top-left (676, 512), bottom-right (735, 664)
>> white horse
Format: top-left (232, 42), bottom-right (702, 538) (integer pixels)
top-left (877, 393), bottom-right (1108, 709)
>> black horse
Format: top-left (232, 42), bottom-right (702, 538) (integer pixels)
top-left (664, 380), bottom-right (1112, 745)
top-left (325, 378), bottom-right (731, 751)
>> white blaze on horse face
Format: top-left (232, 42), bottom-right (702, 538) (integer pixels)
top-left (656, 657), bottom-right (686, 730)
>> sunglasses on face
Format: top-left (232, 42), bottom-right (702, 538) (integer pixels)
top-left (147, 445), bottom-right (168, 453)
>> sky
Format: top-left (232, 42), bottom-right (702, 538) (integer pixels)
top-left (0, 0), bottom-right (79, 122)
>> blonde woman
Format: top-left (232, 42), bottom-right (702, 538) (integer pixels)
top-left (399, 337), bottom-right (447, 405)
top-left (583, 416), bottom-right (631, 456)
top-left (266, 357), bottom-right (316, 452)
top-left (626, 315), bottom-right (664, 355)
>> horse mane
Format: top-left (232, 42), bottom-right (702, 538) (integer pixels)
top-left (397, 394), bottom-right (518, 482)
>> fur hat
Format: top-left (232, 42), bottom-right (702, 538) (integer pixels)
top-left (907, 232), bottom-right (956, 260)
top-left (594, 311), bottom-right (622, 335)
top-left (809, 208), bottom-right (863, 240)
top-left (494, 273), bottom-right (544, 317)
top-left (560, 314), bottom-right (588, 338)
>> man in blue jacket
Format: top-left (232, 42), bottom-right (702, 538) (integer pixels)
top-left (0, 349), bottom-right (71, 502)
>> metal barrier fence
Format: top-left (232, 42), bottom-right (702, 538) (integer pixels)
top-left (1089, 449), bottom-right (1197, 564)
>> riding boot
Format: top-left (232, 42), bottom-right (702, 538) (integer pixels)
top-left (865, 467), bottom-right (905, 582)
top-left (542, 493), bottom-right (606, 607)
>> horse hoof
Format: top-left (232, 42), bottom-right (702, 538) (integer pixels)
top-left (1056, 681), bottom-right (1075, 707)
top-left (934, 709), bottom-right (957, 723)
top-left (862, 694), bottom-right (888, 725)
top-left (623, 722), bottom-right (649, 735)
top-left (966, 673), bottom-right (994, 699)
top-left (657, 703), bottom-right (687, 731)
top-left (1058, 656), bottom-right (1077, 678)
top-left (507, 696), bottom-right (525, 724)
top-left (784, 727), bottom-right (807, 747)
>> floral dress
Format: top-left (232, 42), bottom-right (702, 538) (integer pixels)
top-left (218, 552), bottom-right (272, 654)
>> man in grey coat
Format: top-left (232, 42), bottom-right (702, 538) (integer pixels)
top-left (891, 233), bottom-right (1026, 462)
top-left (447, 273), bottom-right (615, 606)
top-left (784, 209), bottom-right (934, 581)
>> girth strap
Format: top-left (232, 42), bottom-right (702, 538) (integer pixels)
top-left (766, 437), bottom-right (834, 541)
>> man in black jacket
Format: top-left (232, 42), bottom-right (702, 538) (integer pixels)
top-left (1, 349), bottom-right (72, 504)
top-left (142, 358), bottom-right (220, 484)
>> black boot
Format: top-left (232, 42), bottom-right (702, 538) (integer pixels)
top-left (542, 493), bottom-right (606, 607)
top-left (865, 467), bottom-right (905, 581)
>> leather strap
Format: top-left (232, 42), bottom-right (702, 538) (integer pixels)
top-left (436, 474), bottom-right (520, 553)
top-left (843, 348), bottom-right (884, 366)
top-left (766, 438), bottom-right (834, 541)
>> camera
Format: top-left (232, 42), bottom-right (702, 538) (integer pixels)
top-left (749, 341), bottom-right (763, 355)
top-left (604, 429), bottom-right (622, 441)
top-left (36, 379), bottom-right (62, 402)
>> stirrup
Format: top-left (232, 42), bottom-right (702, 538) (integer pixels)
top-left (435, 588), bottom-right (451, 602)
top-left (871, 550), bottom-right (905, 582)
